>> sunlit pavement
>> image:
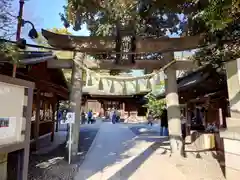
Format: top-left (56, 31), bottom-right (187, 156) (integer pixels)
top-left (74, 122), bottom-right (183, 180)
top-left (74, 122), bottom-right (226, 180)
top-left (127, 122), bottom-right (161, 136)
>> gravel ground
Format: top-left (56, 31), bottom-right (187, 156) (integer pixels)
top-left (27, 126), bottom-right (99, 180)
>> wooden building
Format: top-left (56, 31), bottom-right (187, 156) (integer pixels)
top-left (0, 51), bottom-right (69, 150)
top-left (157, 64), bottom-right (228, 127)
top-left (82, 92), bottom-right (148, 121)
top-left (157, 64), bottom-right (228, 151)
top-left (80, 70), bottom-right (149, 121)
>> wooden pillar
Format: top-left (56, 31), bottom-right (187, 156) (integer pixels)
top-left (55, 100), bottom-right (60, 132)
top-left (22, 86), bottom-right (34, 180)
top-left (186, 103), bottom-right (191, 136)
top-left (69, 52), bottom-right (84, 159)
top-left (33, 89), bottom-right (41, 150)
top-left (122, 102), bottom-right (125, 117)
top-left (204, 97), bottom-right (210, 127)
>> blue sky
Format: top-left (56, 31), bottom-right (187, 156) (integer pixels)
top-left (12, 0), bottom-right (144, 76)
top-left (12, 0), bottom-right (193, 76)
top-left (13, 0), bottom-right (89, 37)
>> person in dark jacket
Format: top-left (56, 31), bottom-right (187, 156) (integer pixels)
top-left (112, 111), bottom-right (117, 124)
top-left (81, 111), bottom-right (86, 124)
top-left (87, 110), bottom-right (93, 124)
top-left (160, 108), bottom-right (168, 136)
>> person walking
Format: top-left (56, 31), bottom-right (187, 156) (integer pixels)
top-left (81, 111), bottom-right (86, 124)
top-left (110, 108), bottom-right (114, 122)
top-left (87, 110), bottom-right (93, 124)
top-left (147, 111), bottom-right (154, 126)
top-left (181, 113), bottom-right (187, 139)
top-left (112, 110), bottom-right (117, 124)
top-left (160, 108), bottom-right (168, 136)
top-left (116, 109), bottom-right (121, 123)
top-left (57, 110), bottom-right (63, 121)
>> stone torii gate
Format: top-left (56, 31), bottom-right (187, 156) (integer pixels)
top-left (42, 29), bottom-right (204, 158)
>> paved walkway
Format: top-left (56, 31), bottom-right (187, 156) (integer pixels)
top-left (74, 122), bottom-right (182, 180)
top-left (75, 122), bottom-right (225, 180)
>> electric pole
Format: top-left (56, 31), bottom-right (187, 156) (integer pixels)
top-left (12, 0), bottom-right (24, 77)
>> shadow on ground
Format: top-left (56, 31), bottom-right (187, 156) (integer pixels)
top-left (75, 123), bottom-right (168, 180)
top-left (107, 141), bottom-right (164, 180)
top-left (23, 125), bottom-right (99, 180)
top-left (76, 123), bottom-right (225, 180)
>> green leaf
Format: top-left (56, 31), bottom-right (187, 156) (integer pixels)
top-left (144, 93), bottom-right (166, 117)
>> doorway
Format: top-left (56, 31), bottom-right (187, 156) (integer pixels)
top-left (102, 100), bottom-right (122, 110)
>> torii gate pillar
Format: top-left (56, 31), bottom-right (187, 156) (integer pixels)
top-left (69, 52), bottom-right (84, 160)
top-left (164, 52), bottom-right (183, 155)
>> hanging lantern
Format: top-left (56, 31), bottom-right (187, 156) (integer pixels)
top-left (122, 81), bottom-right (127, 95)
top-left (146, 78), bottom-right (152, 90)
top-left (98, 78), bottom-right (104, 90)
top-left (110, 80), bottom-right (115, 93)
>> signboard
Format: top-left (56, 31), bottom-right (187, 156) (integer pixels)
top-left (60, 112), bottom-right (75, 124)
top-left (0, 81), bottom-right (25, 145)
top-left (0, 74), bottom-right (34, 180)
top-left (60, 112), bottom-right (75, 164)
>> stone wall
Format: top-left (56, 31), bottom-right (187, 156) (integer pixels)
top-left (220, 59), bottom-right (240, 179)
top-left (223, 138), bottom-right (240, 179)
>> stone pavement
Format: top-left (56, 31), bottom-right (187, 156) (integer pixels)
top-left (75, 122), bottom-right (226, 180)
